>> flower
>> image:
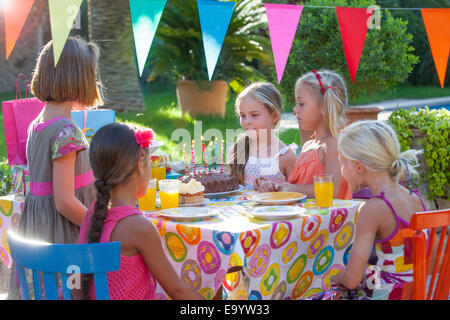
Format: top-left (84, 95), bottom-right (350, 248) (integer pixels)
top-left (134, 128), bottom-right (155, 149)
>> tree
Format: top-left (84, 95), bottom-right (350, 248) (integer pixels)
top-left (87, 0), bottom-right (144, 111)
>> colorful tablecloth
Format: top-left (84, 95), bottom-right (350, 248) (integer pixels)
top-left (145, 189), bottom-right (361, 300)
top-left (0, 194), bottom-right (24, 268)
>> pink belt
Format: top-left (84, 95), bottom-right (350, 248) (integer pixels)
top-left (29, 170), bottom-right (95, 196)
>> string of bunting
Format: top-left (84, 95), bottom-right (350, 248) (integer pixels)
top-left (2, 1), bottom-right (450, 87)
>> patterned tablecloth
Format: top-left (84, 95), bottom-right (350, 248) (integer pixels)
top-left (144, 189), bottom-right (362, 300)
top-left (0, 194), bottom-right (24, 268)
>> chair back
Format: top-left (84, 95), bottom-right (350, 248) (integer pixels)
top-left (7, 231), bottom-right (120, 300)
top-left (410, 209), bottom-right (450, 300)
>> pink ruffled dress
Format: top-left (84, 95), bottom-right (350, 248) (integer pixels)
top-left (79, 204), bottom-right (157, 300)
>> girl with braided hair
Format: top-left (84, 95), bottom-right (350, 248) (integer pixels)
top-left (78, 123), bottom-right (203, 300)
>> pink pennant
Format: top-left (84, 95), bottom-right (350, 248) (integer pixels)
top-left (265, 4), bottom-right (303, 84)
top-left (4, 0), bottom-right (35, 60)
top-left (336, 7), bottom-right (373, 83)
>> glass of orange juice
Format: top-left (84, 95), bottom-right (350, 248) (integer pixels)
top-left (314, 174), bottom-right (334, 208)
top-left (138, 178), bottom-right (157, 211)
top-left (151, 154), bottom-right (167, 190)
top-left (159, 179), bottom-right (180, 210)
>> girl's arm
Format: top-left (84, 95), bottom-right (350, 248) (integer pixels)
top-left (280, 149), bottom-right (298, 180)
top-left (132, 218), bottom-right (204, 300)
top-left (321, 139), bottom-right (344, 198)
top-left (53, 151), bottom-right (88, 226)
top-left (333, 201), bottom-right (378, 290)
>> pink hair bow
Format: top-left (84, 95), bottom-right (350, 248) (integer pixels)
top-left (134, 128), bottom-right (155, 149)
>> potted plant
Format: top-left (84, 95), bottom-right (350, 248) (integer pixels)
top-left (388, 107), bottom-right (450, 210)
top-left (148, 0), bottom-right (271, 117)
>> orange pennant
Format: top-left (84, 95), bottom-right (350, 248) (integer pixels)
top-left (422, 9), bottom-right (450, 88)
top-left (3, 0), bottom-right (35, 60)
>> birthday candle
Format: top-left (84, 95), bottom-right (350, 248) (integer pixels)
top-left (208, 141), bottom-right (213, 172)
top-left (183, 143), bottom-right (189, 174)
top-left (191, 140), bottom-right (196, 174)
top-left (202, 136), bottom-right (206, 171)
top-left (214, 138), bottom-right (218, 170)
top-left (220, 139), bottom-right (224, 173)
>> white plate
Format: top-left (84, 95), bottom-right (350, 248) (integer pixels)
top-left (248, 192), bottom-right (307, 205)
top-left (247, 206), bottom-right (305, 220)
top-left (179, 198), bottom-right (210, 207)
top-left (157, 207), bottom-right (219, 220)
top-left (204, 185), bottom-right (244, 197)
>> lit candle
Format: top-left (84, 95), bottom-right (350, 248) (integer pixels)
top-left (220, 139), bottom-right (224, 173)
top-left (202, 136), bottom-right (207, 171)
top-left (191, 139), bottom-right (196, 174)
top-left (208, 141), bottom-right (213, 172)
top-left (214, 137), bottom-right (218, 170)
top-left (183, 143), bottom-right (189, 174)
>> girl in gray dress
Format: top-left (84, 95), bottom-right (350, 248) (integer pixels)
top-left (8, 36), bottom-right (104, 299)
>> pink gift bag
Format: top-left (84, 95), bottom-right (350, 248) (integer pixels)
top-left (1, 74), bottom-right (45, 165)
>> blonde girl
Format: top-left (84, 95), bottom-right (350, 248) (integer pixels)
top-left (229, 82), bottom-right (297, 190)
top-left (312, 120), bottom-right (426, 300)
top-left (258, 69), bottom-right (352, 200)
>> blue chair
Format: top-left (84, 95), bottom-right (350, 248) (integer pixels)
top-left (7, 231), bottom-right (120, 300)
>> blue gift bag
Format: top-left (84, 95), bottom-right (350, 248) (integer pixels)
top-left (71, 109), bottom-right (116, 143)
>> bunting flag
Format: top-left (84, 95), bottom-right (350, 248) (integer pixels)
top-left (48, 0), bottom-right (83, 67)
top-left (265, 4), bottom-right (303, 84)
top-left (336, 7), bottom-right (373, 83)
top-left (197, 0), bottom-right (236, 80)
top-left (421, 9), bottom-right (450, 88)
top-left (129, 0), bottom-right (167, 76)
top-left (3, 0), bottom-right (35, 60)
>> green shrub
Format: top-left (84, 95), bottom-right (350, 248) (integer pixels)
top-left (278, 0), bottom-right (419, 111)
top-left (0, 163), bottom-right (12, 196)
top-left (388, 107), bottom-right (450, 201)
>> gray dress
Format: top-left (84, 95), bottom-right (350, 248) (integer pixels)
top-left (18, 117), bottom-right (95, 244)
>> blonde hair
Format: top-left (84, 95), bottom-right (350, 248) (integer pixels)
top-left (31, 36), bottom-right (104, 107)
top-left (338, 120), bottom-right (422, 183)
top-left (235, 82), bottom-right (283, 126)
top-left (295, 69), bottom-right (348, 137)
top-left (230, 82), bottom-right (284, 184)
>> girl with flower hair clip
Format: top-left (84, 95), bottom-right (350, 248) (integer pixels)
top-left (78, 123), bottom-right (203, 300)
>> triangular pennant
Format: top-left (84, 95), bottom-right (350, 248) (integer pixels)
top-left (336, 7), bottom-right (373, 83)
top-left (421, 9), bottom-right (450, 88)
top-left (129, 0), bottom-right (167, 76)
top-left (197, 0), bottom-right (236, 80)
top-left (3, 0), bottom-right (35, 59)
top-left (48, 0), bottom-right (83, 67)
top-left (265, 4), bottom-right (303, 84)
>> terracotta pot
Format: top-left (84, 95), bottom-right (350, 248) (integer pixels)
top-left (176, 80), bottom-right (229, 117)
top-left (345, 106), bottom-right (382, 125)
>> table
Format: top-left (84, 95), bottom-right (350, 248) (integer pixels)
top-left (0, 194), bottom-right (24, 268)
top-left (144, 189), bottom-right (361, 300)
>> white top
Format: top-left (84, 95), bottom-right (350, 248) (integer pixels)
top-left (243, 143), bottom-right (298, 190)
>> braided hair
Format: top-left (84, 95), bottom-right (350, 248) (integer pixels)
top-left (82, 122), bottom-right (148, 299)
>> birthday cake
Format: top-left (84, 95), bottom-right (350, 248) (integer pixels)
top-left (178, 170), bottom-right (240, 194)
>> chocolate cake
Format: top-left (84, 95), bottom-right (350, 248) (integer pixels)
top-left (178, 170), bottom-right (240, 194)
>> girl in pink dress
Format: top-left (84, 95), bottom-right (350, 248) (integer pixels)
top-left (78, 123), bottom-right (203, 300)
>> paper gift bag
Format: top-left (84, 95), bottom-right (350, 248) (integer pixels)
top-left (1, 74), bottom-right (45, 165)
top-left (71, 109), bottom-right (116, 143)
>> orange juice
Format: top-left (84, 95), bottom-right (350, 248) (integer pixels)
top-left (314, 181), bottom-right (333, 208)
top-left (160, 191), bottom-right (179, 209)
top-left (151, 166), bottom-right (166, 190)
top-left (138, 186), bottom-right (157, 211)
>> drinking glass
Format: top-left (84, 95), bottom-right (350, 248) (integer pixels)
top-left (138, 178), bottom-right (157, 211)
top-left (158, 179), bottom-right (180, 209)
top-left (314, 174), bottom-right (334, 208)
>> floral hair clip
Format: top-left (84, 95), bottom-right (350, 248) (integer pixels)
top-left (134, 128), bottom-right (155, 149)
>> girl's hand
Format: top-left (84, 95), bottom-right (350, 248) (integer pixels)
top-left (258, 180), bottom-right (280, 193)
top-left (254, 177), bottom-right (268, 190)
top-left (331, 272), bottom-right (348, 290)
